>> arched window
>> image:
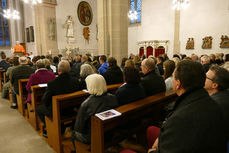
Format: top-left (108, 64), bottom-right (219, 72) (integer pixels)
top-left (130, 0), bottom-right (141, 24)
top-left (0, 0), bottom-right (10, 46)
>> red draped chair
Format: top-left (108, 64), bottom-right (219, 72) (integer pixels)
top-left (146, 46), bottom-right (153, 57)
top-left (155, 47), bottom-right (165, 57)
top-left (139, 47), bottom-right (144, 57)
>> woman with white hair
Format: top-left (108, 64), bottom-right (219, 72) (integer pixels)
top-left (72, 74), bottom-right (118, 145)
top-left (78, 63), bottom-right (94, 89)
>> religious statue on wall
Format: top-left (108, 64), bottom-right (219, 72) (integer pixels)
top-left (83, 27), bottom-right (90, 43)
top-left (64, 16), bottom-right (75, 43)
top-left (48, 18), bottom-right (56, 40)
top-left (220, 35), bottom-right (229, 48)
top-left (202, 36), bottom-right (213, 49)
top-left (186, 38), bottom-right (194, 49)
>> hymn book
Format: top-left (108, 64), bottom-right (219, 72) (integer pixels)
top-left (95, 109), bottom-right (121, 120)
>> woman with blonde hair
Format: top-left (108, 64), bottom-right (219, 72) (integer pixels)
top-left (163, 60), bottom-right (175, 91)
top-left (72, 74), bottom-right (118, 145)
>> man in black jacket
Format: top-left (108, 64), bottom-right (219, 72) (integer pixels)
top-left (149, 60), bottom-right (227, 153)
top-left (140, 58), bottom-right (165, 96)
top-left (205, 65), bottom-right (229, 139)
top-left (37, 60), bottom-right (80, 136)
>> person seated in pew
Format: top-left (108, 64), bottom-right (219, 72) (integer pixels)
top-left (2, 57), bottom-right (19, 98)
top-left (115, 66), bottom-right (145, 106)
top-left (10, 56), bottom-right (35, 109)
top-left (140, 58), bottom-right (166, 97)
top-left (98, 55), bottom-right (108, 75)
top-left (0, 51), bottom-right (11, 71)
top-left (204, 65), bottom-right (229, 139)
top-left (78, 63), bottom-right (94, 89)
top-left (103, 57), bottom-right (123, 85)
top-left (26, 59), bottom-right (55, 103)
top-left (148, 60), bottom-right (227, 153)
top-left (72, 74), bottom-right (118, 146)
top-left (37, 60), bottom-right (80, 137)
top-left (163, 60), bottom-right (175, 91)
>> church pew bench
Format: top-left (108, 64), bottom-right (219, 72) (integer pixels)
top-left (45, 83), bottom-right (122, 153)
top-left (27, 85), bottom-right (47, 130)
top-left (9, 85), bottom-right (13, 104)
top-left (75, 90), bottom-right (177, 153)
top-left (3, 71), bottom-right (7, 84)
top-left (17, 79), bottom-right (29, 116)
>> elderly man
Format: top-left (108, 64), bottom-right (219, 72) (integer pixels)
top-left (204, 65), bottom-right (229, 139)
top-left (149, 60), bottom-right (227, 153)
top-left (37, 60), bottom-right (80, 137)
top-left (10, 56), bottom-right (35, 108)
top-left (200, 55), bottom-right (211, 72)
top-left (14, 41), bottom-right (25, 56)
top-left (140, 58), bottom-right (165, 96)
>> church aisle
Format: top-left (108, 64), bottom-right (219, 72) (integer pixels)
top-left (0, 97), bottom-right (55, 153)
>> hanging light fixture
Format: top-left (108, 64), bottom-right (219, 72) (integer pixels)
top-left (3, 9), bottom-right (20, 20)
top-left (22, 0), bottom-right (43, 5)
top-left (172, 0), bottom-right (190, 10)
top-left (128, 10), bottom-right (138, 21)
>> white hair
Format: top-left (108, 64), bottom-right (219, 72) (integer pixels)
top-left (85, 74), bottom-right (107, 96)
top-left (80, 64), bottom-right (94, 78)
top-left (201, 55), bottom-right (210, 62)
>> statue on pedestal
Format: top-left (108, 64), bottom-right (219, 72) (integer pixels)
top-left (64, 16), bottom-right (75, 43)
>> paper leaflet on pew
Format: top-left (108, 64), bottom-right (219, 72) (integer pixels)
top-left (95, 109), bottom-right (121, 120)
top-left (38, 84), bottom-right (47, 87)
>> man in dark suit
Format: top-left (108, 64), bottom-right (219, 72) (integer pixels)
top-left (140, 58), bottom-right (165, 96)
top-left (205, 65), bottom-right (229, 139)
top-left (149, 60), bottom-right (227, 153)
top-left (37, 60), bottom-right (80, 137)
top-left (10, 56), bottom-right (35, 109)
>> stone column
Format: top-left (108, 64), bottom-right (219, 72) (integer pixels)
top-left (173, 10), bottom-right (180, 54)
top-left (97, 0), bottom-right (128, 64)
top-left (34, 2), bottom-right (58, 56)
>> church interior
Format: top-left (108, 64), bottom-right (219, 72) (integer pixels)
top-left (0, 0), bottom-right (229, 153)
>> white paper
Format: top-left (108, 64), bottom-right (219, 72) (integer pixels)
top-left (38, 84), bottom-right (47, 87)
top-left (82, 89), bottom-right (89, 93)
top-left (95, 109), bottom-right (121, 121)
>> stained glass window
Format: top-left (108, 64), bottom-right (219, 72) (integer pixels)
top-left (130, 0), bottom-right (141, 24)
top-left (0, 0), bottom-right (10, 46)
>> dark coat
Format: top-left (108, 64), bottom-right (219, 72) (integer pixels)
top-left (42, 73), bottom-right (80, 108)
top-left (10, 64), bottom-right (35, 94)
top-left (203, 63), bottom-right (211, 73)
top-left (0, 60), bottom-right (10, 71)
top-left (157, 62), bottom-right (164, 75)
top-left (211, 90), bottom-right (229, 139)
top-left (70, 62), bottom-right (83, 78)
top-left (115, 83), bottom-right (145, 106)
top-left (140, 70), bottom-right (166, 96)
top-left (152, 89), bottom-right (227, 153)
top-left (103, 66), bottom-right (123, 85)
top-left (73, 93), bottom-right (118, 144)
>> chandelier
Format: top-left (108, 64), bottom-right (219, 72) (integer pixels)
top-left (172, 0), bottom-right (190, 10)
top-left (128, 10), bottom-right (138, 21)
top-left (22, 0), bottom-right (43, 5)
top-left (3, 9), bottom-right (20, 20)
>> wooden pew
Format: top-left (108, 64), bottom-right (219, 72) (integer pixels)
top-left (3, 71), bottom-right (7, 84)
top-left (27, 85), bottom-right (47, 130)
top-left (45, 83), bottom-right (122, 153)
top-left (75, 90), bottom-right (177, 153)
top-left (17, 79), bottom-right (29, 116)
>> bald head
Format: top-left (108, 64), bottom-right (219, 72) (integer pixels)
top-left (58, 60), bottom-right (70, 74)
top-left (19, 56), bottom-right (28, 65)
top-left (141, 58), bottom-right (155, 74)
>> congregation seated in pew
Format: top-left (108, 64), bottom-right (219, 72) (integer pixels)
top-left (37, 60), bottom-right (80, 137)
top-left (115, 66), bottom-right (145, 106)
top-left (26, 59), bottom-right (55, 103)
top-left (72, 74), bottom-right (118, 149)
top-left (78, 63), bottom-right (94, 89)
top-left (10, 56), bottom-right (35, 109)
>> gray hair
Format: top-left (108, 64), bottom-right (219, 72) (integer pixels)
top-left (36, 59), bottom-right (45, 69)
top-left (58, 60), bottom-right (70, 73)
top-left (142, 58), bottom-right (155, 70)
top-left (80, 64), bottom-right (94, 78)
top-left (85, 74), bottom-right (107, 96)
top-left (43, 59), bottom-right (51, 67)
top-left (19, 56), bottom-right (28, 64)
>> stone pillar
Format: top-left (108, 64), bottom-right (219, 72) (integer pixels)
top-left (173, 10), bottom-right (180, 54)
top-left (97, 0), bottom-right (128, 64)
top-left (34, 2), bottom-right (58, 56)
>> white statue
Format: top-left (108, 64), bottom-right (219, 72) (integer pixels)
top-left (65, 16), bottom-right (74, 39)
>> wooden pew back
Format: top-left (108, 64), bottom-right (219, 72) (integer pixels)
top-left (45, 83), bottom-right (122, 153)
top-left (0, 68), bottom-right (4, 92)
top-left (88, 90), bottom-right (177, 153)
top-left (17, 79), bottom-right (29, 116)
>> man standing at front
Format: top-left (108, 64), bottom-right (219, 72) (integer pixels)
top-left (14, 41), bottom-right (25, 56)
top-left (149, 60), bottom-right (227, 153)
